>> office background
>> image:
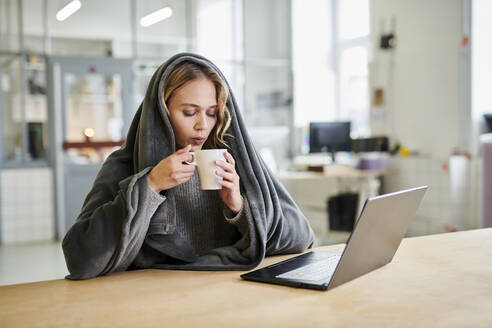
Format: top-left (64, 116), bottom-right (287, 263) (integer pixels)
top-left (0, 0), bottom-right (491, 284)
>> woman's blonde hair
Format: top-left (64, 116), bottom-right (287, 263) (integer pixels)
top-left (162, 61), bottom-right (231, 149)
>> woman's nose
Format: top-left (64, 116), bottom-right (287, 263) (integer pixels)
top-left (195, 112), bottom-right (208, 130)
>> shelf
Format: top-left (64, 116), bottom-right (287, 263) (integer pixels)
top-left (63, 139), bottom-right (124, 150)
top-left (68, 94), bottom-right (119, 103)
top-left (11, 93), bottom-right (48, 123)
top-left (24, 63), bottom-right (45, 71)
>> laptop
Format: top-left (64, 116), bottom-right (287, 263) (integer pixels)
top-left (241, 186), bottom-right (428, 291)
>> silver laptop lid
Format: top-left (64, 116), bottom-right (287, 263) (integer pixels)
top-left (328, 186), bottom-right (428, 289)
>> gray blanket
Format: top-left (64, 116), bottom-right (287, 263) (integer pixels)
top-left (62, 53), bottom-right (315, 279)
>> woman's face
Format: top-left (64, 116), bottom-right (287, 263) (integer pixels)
top-left (167, 77), bottom-right (218, 151)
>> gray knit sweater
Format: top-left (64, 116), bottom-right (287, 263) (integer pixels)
top-left (170, 171), bottom-right (248, 255)
top-left (126, 169), bottom-right (252, 270)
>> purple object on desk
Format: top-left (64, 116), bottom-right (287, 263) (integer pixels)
top-left (357, 153), bottom-right (389, 170)
top-left (481, 134), bottom-right (492, 228)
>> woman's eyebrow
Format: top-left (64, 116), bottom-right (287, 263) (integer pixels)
top-left (180, 103), bottom-right (200, 108)
top-left (181, 103), bottom-right (218, 109)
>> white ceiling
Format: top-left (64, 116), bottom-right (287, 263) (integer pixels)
top-left (22, 0), bottom-right (188, 43)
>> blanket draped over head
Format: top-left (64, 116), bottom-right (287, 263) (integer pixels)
top-left (62, 53), bottom-right (314, 280)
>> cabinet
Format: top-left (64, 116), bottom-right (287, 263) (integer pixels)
top-left (0, 55), bottom-right (48, 164)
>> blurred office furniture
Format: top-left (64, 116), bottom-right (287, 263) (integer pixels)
top-left (1, 229), bottom-right (491, 326)
top-left (356, 152), bottom-right (390, 171)
top-left (284, 128), bottom-right (393, 244)
top-left (484, 114), bottom-right (492, 132)
top-left (280, 146), bottom-right (395, 244)
top-left (481, 134), bottom-right (492, 228)
top-left (27, 122), bottom-right (45, 159)
top-left (277, 165), bottom-right (394, 245)
top-left (277, 165), bottom-right (393, 179)
top-left (308, 122), bottom-right (391, 171)
top-left (327, 193), bottom-right (359, 231)
top-left (449, 154), bottom-right (471, 231)
top-left (352, 136), bottom-right (389, 152)
top-left (62, 138), bottom-right (125, 163)
top-left (309, 121), bottom-right (352, 163)
top-left (352, 136), bottom-right (390, 170)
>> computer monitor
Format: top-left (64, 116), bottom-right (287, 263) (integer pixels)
top-left (309, 121), bottom-right (352, 162)
top-left (484, 114), bottom-right (492, 133)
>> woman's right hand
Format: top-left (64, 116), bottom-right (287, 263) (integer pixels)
top-left (147, 144), bottom-right (195, 192)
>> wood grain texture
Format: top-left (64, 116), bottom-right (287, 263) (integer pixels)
top-left (1, 229), bottom-right (491, 327)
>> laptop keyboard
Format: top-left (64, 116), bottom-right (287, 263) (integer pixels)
top-left (276, 254), bottom-right (341, 282)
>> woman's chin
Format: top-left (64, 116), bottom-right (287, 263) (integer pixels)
top-left (191, 144), bottom-right (204, 151)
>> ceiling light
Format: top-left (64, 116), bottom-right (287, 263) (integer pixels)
top-left (140, 7), bottom-right (173, 27)
top-left (56, 0), bottom-right (82, 21)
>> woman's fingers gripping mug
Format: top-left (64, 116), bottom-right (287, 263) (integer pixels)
top-left (184, 152), bottom-right (197, 165)
top-left (184, 149), bottom-right (227, 190)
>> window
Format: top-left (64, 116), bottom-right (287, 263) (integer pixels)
top-left (472, 0), bottom-right (492, 153)
top-left (292, 0), bottom-right (370, 137)
top-left (196, 0), bottom-right (235, 62)
top-left (336, 0), bottom-right (370, 136)
top-left (196, 0), bottom-right (244, 112)
top-left (338, 0), bottom-right (370, 40)
top-left (196, 0), bottom-right (292, 169)
top-left (292, 0), bottom-right (335, 127)
top-left (339, 46), bottom-right (369, 135)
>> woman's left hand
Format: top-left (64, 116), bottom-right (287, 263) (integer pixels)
top-left (216, 152), bottom-right (243, 214)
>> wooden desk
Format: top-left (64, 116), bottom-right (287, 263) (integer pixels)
top-left (276, 166), bottom-right (396, 180)
top-left (1, 229), bottom-right (491, 327)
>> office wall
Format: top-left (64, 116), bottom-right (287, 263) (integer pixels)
top-left (369, 1), bottom-right (482, 234)
top-left (370, 0), bottom-right (463, 159)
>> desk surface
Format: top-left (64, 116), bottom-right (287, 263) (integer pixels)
top-left (1, 229), bottom-right (491, 327)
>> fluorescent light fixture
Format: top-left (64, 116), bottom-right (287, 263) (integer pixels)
top-left (140, 7), bottom-right (173, 27)
top-left (56, 0), bottom-right (82, 21)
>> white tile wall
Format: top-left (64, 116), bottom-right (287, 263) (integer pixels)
top-left (1, 168), bottom-right (55, 244)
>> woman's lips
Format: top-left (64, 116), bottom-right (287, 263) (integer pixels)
top-left (192, 138), bottom-right (205, 145)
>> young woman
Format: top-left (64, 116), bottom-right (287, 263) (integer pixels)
top-left (62, 53), bottom-right (314, 280)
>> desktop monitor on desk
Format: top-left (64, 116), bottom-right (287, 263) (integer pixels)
top-left (309, 121), bottom-right (352, 163)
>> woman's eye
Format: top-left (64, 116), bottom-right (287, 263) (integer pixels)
top-left (207, 111), bottom-right (217, 118)
top-left (183, 111), bottom-right (195, 117)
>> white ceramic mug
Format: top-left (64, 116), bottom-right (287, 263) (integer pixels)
top-left (186, 149), bottom-right (227, 190)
